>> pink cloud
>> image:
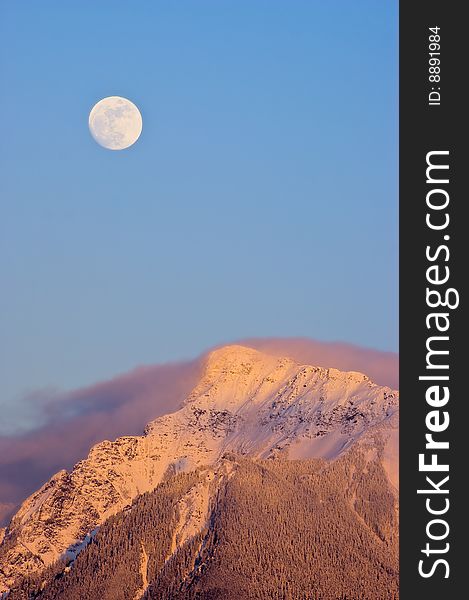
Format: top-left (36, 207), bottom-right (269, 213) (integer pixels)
top-left (237, 337), bottom-right (398, 389)
top-left (0, 359), bottom-right (202, 524)
top-left (0, 338), bottom-right (397, 525)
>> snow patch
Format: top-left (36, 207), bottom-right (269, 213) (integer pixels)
top-left (166, 472), bottom-right (213, 563)
top-left (132, 541), bottom-right (149, 600)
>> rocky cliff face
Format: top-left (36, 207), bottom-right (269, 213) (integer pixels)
top-left (0, 345), bottom-right (398, 593)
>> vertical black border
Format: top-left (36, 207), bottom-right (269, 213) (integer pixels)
top-left (400, 2), bottom-right (465, 597)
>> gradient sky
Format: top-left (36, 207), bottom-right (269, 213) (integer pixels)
top-left (0, 1), bottom-right (398, 433)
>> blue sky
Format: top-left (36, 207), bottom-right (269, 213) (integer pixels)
top-left (0, 1), bottom-right (397, 432)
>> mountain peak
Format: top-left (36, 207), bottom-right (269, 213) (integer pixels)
top-left (204, 344), bottom-right (268, 370)
top-left (204, 344), bottom-right (372, 387)
top-left (0, 348), bottom-right (398, 593)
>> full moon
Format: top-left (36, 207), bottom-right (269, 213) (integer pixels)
top-left (88, 96), bottom-right (142, 150)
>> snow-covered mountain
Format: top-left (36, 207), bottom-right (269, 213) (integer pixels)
top-left (0, 345), bottom-right (398, 593)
